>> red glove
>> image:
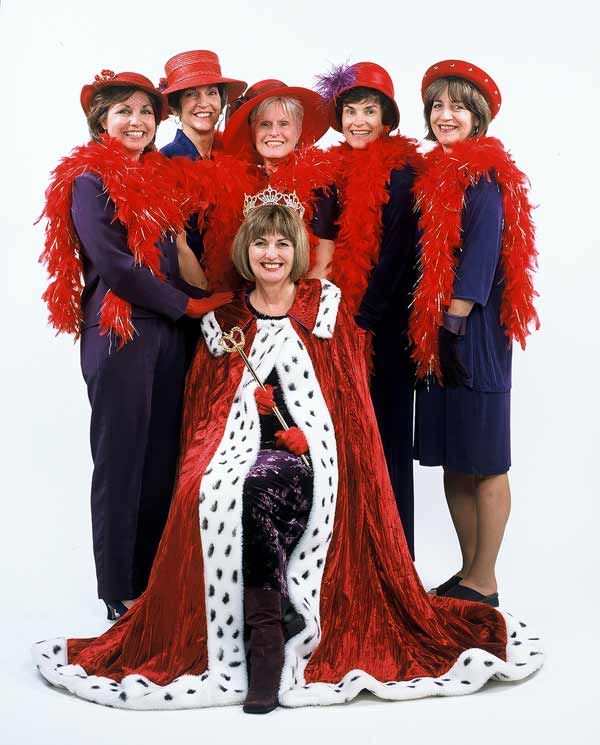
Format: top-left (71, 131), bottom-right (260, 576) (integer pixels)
top-left (185, 292), bottom-right (233, 318)
top-left (275, 427), bottom-right (309, 456)
top-left (255, 384), bottom-right (275, 415)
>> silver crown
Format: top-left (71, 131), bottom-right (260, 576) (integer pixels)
top-left (242, 186), bottom-right (305, 219)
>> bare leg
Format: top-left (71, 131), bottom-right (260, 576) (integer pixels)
top-left (460, 472), bottom-right (511, 596)
top-left (443, 469), bottom-right (478, 576)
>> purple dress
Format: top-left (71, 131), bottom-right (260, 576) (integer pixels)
top-left (414, 177), bottom-right (511, 476)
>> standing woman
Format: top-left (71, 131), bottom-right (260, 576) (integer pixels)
top-left (159, 50), bottom-right (246, 359)
top-left (160, 50), bottom-right (246, 289)
top-left (39, 70), bottom-right (231, 619)
top-left (314, 62), bottom-right (422, 556)
top-left (410, 60), bottom-right (539, 605)
top-left (197, 79), bottom-right (335, 290)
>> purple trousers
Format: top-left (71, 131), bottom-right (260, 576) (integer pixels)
top-left (80, 318), bottom-right (187, 599)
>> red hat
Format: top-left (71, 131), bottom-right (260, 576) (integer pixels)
top-left (315, 61), bottom-right (400, 132)
top-left (160, 50), bottom-right (246, 101)
top-left (421, 60), bottom-right (502, 118)
top-left (80, 69), bottom-right (169, 120)
top-left (222, 79), bottom-right (330, 157)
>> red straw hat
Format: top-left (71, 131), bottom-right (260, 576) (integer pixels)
top-left (80, 69), bottom-right (169, 120)
top-left (421, 60), bottom-right (502, 118)
top-left (315, 61), bottom-right (400, 132)
top-left (222, 79), bottom-right (330, 157)
top-left (160, 50), bottom-right (246, 101)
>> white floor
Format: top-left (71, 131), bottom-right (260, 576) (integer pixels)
top-left (3, 454), bottom-right (598, 745)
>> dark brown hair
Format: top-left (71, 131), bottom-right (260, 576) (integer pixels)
top-left (423, 77), bottom-right (491, 141)
top-left (86, 86), bottom-right (162, 151)
top-left (335, 86), bottom-right (398, 130)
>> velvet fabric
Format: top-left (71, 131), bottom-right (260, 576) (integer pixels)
top-left (66, 280), bottom-right (508, 690)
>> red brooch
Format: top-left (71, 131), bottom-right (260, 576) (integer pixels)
top-left (94, 69), bottom-right (116, 83)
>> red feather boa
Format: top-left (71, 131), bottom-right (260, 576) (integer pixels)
top-left (200, 147), bottom-right (337, 290)
top-left (39, 137), bottom-right (200, 346)
top-left (328, 135), bottom-right (422, 314)
top-left (409, 137), bottom-right (540, 381)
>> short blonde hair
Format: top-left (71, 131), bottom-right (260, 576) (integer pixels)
top-left (423, 77), bottom-right (492, 141)
top-left (231, 204), bottom-right (309, 283)
top-left (249, 96), bottom-right (304, 129)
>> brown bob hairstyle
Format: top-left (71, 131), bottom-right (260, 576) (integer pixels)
top-left (423, 76), bottom-right (492, 141)
top-left (231, 204), bottom-right (309, 283)
top-left (86, 86), bottom-right (163, 150)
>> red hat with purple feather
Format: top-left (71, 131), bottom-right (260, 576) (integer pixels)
top-left (421, 60), bottom-right (502, 118)
top-left (315, 61), bottom-right (400, 132)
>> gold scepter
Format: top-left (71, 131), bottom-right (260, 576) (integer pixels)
top-left (219, 326), bottom-right (311, 470)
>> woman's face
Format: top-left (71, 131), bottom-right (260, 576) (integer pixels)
top-left (179, 85), bottom-right (222, 135)
top-left (102, 91), bottom-right (156, 159)
top-left (252, 102), bottom-right (301, 164)
top-left (341, 98), bottom-right (386, 149)
top-left (430, 86), bottom-right (476, 151)
top-left (248, 232), bottom-right (295, 287)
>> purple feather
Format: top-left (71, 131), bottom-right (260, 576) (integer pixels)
top-left (314, 62), bottom-right (357, 102)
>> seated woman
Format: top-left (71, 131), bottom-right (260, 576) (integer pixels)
top-left (33, 199), bottom-right (543, 714)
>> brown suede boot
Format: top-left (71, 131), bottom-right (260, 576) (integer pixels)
top-left (243, 587), bottom-right (285, 714)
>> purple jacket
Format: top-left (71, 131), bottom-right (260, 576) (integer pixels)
top-left (71, 172), bottom-right (207, 329)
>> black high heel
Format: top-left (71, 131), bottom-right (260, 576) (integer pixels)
top-left (103, 600), bottom-right (129, 621)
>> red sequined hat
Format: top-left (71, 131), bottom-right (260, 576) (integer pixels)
top-left (222, 79), bottom-right (330, 157)
top-left (160, 50), bottom-right (246, 101)
top-left (421, 60), bottom-right (502, 118)
top-left (80, 70), bottom-right (169, 120)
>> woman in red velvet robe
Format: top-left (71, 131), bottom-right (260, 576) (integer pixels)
top-left (33, 202), bottom-right (543, 712)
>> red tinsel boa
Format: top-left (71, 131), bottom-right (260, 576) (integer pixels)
top-left (328, 135), bottom-right (422, 314)
top-left (409, 136), bottom-right (540, 381)
top-left (39, 136), bottom-right (200, 346)
top-left (200, 146), bottom-right (337, 290)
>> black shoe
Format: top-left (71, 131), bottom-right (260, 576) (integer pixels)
top-left (431, 574), bottom-right (463, 596)
top-left (103, 600), bottom-right (129, 621)
top-left (443, 584), bottom-right (499, 607)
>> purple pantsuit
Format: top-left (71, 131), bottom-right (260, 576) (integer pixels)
top-left (72, 172), bottom-right (207, 599)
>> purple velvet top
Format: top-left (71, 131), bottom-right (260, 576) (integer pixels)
top-left (452, 177), bottom-right (511, 392)
top-left (71, 172), bottom-right (206, 329)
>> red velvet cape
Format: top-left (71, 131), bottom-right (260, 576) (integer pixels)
top-left (33, 280), bottom-right (543, 709)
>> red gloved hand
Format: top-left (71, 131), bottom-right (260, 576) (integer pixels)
top-left (255, 384), bottom-right (275, 415)
top-left (275, 427), bottom-right (309, 456)
top-left (185, 292), bottom-right (234, 318)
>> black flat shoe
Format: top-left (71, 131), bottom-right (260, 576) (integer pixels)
top-left (430, 574), bottom-right (463, 596)
top-left (443, 584), bottom-right (499, 607)
top-left (103, 600), bottom-right (129, 621)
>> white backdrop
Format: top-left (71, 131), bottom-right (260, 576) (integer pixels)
top-left (1, 0), bottom-right (599, 743)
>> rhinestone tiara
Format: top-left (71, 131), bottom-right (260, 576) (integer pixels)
top-left (242, 185), bottom-right (305, 219)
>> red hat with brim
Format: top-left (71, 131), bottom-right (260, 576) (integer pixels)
top-left (80, 70), bottom-right (169, 121)
top-left (222, 80), bottom-right (330, 158)
top-left (421, 60), bottom-right (502, 119)
top-left (160, 50), bottom-right (246, 102)
top-left (315, 62), bottom-right (400, 133)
